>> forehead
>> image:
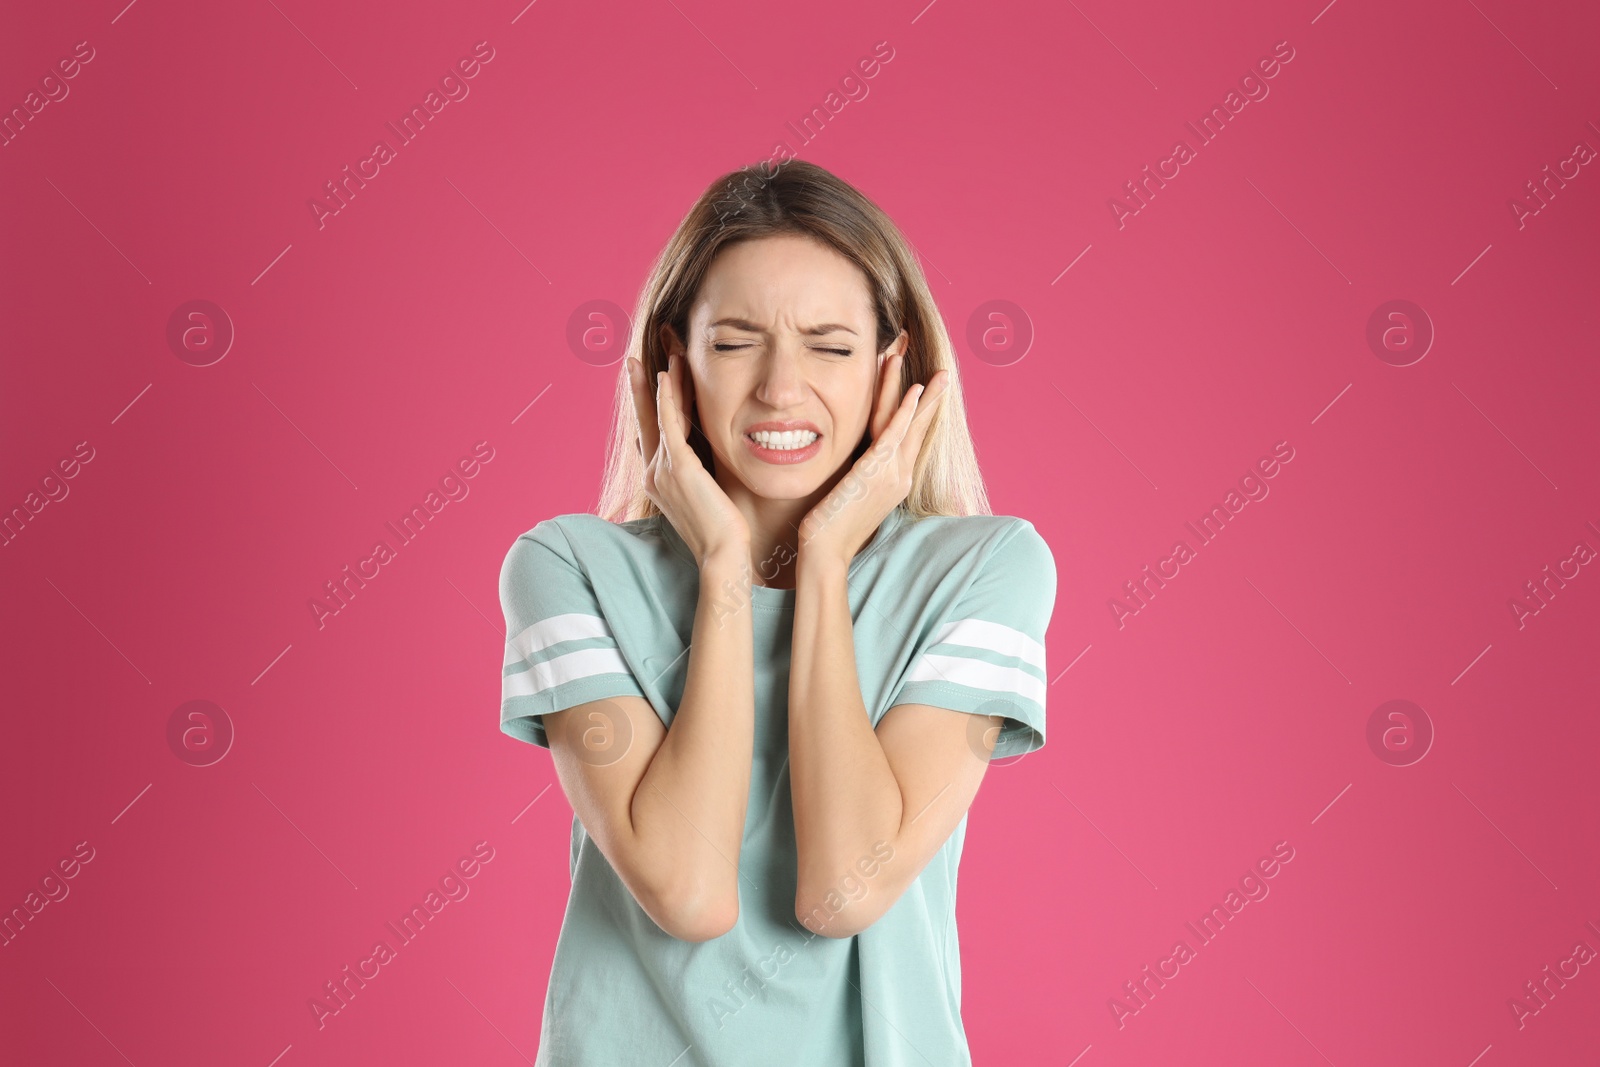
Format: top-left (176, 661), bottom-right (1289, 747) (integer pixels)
top-left (691, 235), bottom-right (875, 330)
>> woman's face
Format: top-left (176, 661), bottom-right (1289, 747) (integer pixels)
top-left (664, 234), bottom-right (906, 505)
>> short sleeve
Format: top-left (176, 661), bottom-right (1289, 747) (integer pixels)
top-left (498, 523), bottom-right (647, 749)
top-left (888, 519), bottom-right (1058, 760)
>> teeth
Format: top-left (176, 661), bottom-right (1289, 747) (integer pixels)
top-left (749, 429), bottom-right (819, 450)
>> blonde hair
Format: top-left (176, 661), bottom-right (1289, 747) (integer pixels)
top-left (595, 158), bottom-right (990, 523)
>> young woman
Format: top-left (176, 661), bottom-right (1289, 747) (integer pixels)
top-left (498, 159), bottom-right (1057, 1066)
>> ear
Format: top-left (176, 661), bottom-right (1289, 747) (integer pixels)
top-left (868, 330), bottom-right (912, 442)
top-left (657, 322), bottom-right (682, 361)
top-left (878, 329), bottom-right (909, 366)
top-left (680, 355), bottom-right (699, 419)
top-left (657, 323), bottom-right (696, 416)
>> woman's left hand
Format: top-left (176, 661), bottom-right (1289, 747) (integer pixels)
top-left (797, 353), bottom-right (949, 569)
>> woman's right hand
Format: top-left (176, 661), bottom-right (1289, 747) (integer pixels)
top-left (628, 351), bottom-right (751, 570)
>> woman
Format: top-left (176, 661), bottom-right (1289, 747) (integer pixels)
top-left (498, 158), bottom-right (1057, 1066)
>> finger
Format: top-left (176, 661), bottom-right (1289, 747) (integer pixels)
top-left (669, 351), bottom-right (697, 438)
top-left (671, 350), bottom-right (697, 428)
top-left (913, 369), bottom-right (950, 426)
top-left (671, 351), bottom-right (742, 475)
top-left (656, 369), bottom-right (684, 463)
top-left (889, 367), bottom-right (948, 449)
top-left (901, 370), bottom-right (949, 456)
top-left (631, 358), bottom-right (661, 461)
top-left (870, 352), bottom-right (903, 445)
top-left (880, 376), bottom-right (926, 452)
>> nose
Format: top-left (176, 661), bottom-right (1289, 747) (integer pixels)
top-left (754, 340), bottom-right (807, 409)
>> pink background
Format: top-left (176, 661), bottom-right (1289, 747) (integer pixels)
top-left (3, 0), bottom-right (1597, 1064)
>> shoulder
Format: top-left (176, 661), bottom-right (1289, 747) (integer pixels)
top-left (500, 514), bottom-right (685, 593)
top-left (895, 512), bottom-right (1054, 572)
top-left (505, 513), bottom-right (653, 558)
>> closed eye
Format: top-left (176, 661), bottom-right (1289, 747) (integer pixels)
top-left (712, 343), bottom-right (853, 356)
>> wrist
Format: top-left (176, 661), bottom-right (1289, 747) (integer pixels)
top-left (796, 542), bottom-right (851, 583)
top-left (700, 544), bottom-right (752, 579)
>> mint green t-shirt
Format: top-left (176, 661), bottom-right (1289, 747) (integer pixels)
top-left (498, 504), bottom-right (1057, 1066)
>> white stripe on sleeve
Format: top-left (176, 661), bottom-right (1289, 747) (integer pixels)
top-left (503, 646), bottom-right (634, 699)
top-left (928, 617), bottom-right (1046, 672)
top-left (507, 613), bottom-right (616, 660)
top-left (903, 652), bottom-right (1046, 707)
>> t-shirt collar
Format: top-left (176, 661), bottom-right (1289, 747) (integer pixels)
top-left (655, 504), bottom-right (906, 578)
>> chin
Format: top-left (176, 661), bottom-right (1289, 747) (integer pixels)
top-left (725, 451), bottom-right (852, 502)
top-left (738, 470), bottom-right (826, 501)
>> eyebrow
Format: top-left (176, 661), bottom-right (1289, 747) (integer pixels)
top-left (708, 317), bottom-right (858, 337)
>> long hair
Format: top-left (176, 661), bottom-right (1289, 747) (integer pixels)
top-left (595, 158), bottom-right (990, 523)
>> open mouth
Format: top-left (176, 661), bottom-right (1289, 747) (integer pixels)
top-left (746, 429), bottom-right (819, 451)
top-left (744, 428), bottom-right (823, 463)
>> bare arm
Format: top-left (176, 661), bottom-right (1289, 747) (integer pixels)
top-left (787, 554), bottom-right (996, 938)
top-left (542, 346), bottom-right (757, 941)
top-left (784, 347), bottom-right (992, 937)
top-left (545, 550), bottom-right (754, 942)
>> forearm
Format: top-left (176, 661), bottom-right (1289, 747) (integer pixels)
top-left (630, 554), bottom-right (755, 929)
top-left (788, 553), bottom-right (903, 936)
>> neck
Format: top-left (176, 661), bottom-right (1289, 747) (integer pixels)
top-left (716, 470), bottom-right (847, 590)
